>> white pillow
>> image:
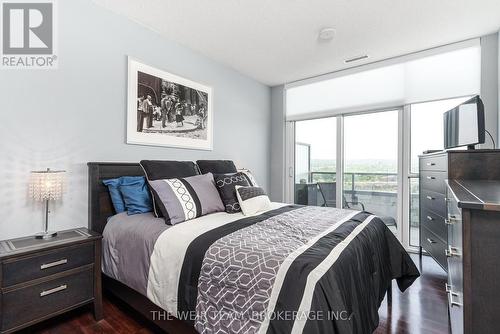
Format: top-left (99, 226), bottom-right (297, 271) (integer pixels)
top-left (235, 185), bottom-right (271, 216)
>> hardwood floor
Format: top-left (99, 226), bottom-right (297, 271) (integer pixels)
top-left (24, 254), bottom-right (448, 334)
top-left (375, 254), bottom-right (449, 334)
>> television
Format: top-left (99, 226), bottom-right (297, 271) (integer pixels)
top-left (444, 95), bottom-right (485, 150)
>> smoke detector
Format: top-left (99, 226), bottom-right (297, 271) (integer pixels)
top-left (318, 27), bottom-right (336, 41)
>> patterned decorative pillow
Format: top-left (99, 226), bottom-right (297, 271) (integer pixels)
top-left (238, 168), bottom-right (259, 187)
top-left (147, 173), bottom-right (224, 225)
top-left (235, 186), bottom-right (271, 216)
top-left (140, 160), bottom-right (200, 218)
top-left (213, 172), bottom-right (251, 213)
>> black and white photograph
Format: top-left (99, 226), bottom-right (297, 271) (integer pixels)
top-left (127, 58), bottom-right (213, 150)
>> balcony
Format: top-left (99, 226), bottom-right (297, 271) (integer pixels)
top-left (295, 171), bottom-right (420, 245)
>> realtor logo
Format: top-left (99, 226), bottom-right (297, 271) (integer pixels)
top-left (1, 0), bottom-right (57, 68)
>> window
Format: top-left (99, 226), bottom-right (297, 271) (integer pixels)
top-left (294, 117), bottom-right (337, 206)
top-left (410, 97), bottom-right (471, 173)
top-left (408, 96), bottom-right (471, 246)
top-left (344, 110), bottom-right (399, 235)
top-left (286, 40), bottom-right (481, 250)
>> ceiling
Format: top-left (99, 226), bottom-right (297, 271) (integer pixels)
top-left (93, 0), bottom-right (500, 86)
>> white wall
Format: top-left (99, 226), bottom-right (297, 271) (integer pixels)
top-left (0, 0), bottom-right (271, 239)
top-left (480, 33), bottom-right (498, 148)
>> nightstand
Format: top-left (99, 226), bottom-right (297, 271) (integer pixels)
top-left (0, 228), bottom-right (103, 333)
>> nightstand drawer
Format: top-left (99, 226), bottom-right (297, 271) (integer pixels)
top-left (2, 243), bottom-right (94, 287)
top-left (1, 267), bottom-right (94, 332)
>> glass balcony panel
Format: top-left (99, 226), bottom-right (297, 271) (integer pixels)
top-left (343, 110), bottom-right (399, 235)
top-left (294, 117), bottom-right (336, 206)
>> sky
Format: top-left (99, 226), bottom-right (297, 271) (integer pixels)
top-left (295, 111), bottom-right (398, 161)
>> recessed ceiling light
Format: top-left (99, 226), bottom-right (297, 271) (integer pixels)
top-left (344, 55), bottom-right (369, 63)
top-left (318, 27), bottom-right (336, 41)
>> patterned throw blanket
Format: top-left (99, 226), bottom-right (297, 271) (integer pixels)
top-left (178, 206), bottom-right (419, 334)
top-left (103, 205), bottom-right (419, 334)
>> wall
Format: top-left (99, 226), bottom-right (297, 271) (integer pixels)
top-left (480, 33), bottom-right (499, 147)
top-left (269, 85), bottom-right (286, 201)
top-left (0, 0), bottom-right (271, 239)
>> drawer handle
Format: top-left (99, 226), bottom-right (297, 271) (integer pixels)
top-left (426, 216), bottom-right (433, 221)
top-left (426, 176), bottom-right (436, 180)
top-left (445, 246), bottom-right (460, 257)
top-left (426, 238), bottom-right (436, 244)
top-left (426, 196), bottom-right (435, 200)
top-left (445, 218), bottom-right (459, 225)
top-left (426, 162), bottom-right (436, 166)
top-left (40, 284), bottom-right (67, 297)
top-left (40, 258), bottom-right (68, 270)
top-left (445, 283), bottom-right (452, 293)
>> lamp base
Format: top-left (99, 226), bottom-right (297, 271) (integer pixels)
top-left (35, 231), bottom-right (58, 239)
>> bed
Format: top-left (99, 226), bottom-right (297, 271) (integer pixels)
top-left (88, 162), bottom-right (419, 334)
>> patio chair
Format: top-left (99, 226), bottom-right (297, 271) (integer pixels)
top-left (317, 182), bottom-right (397, 228)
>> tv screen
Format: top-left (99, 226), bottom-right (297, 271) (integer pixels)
top-left (444, 95), bottom-right (485, 149)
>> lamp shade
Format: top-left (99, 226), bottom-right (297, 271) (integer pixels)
top-left (29, 169), bottom-right (65, 201)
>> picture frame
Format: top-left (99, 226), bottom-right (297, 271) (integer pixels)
top-left (127, 57), bottom-right (213, 150)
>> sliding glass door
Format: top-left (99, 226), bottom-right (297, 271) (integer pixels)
top-left (294, 117), bottom-right (337, 206)
top-left (290, 99), bottom-right (472, 248)
top-left (343, 110), bottom-right (400, 236)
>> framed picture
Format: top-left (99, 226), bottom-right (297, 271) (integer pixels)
top-left (127, 57), bottom-right (213, 150)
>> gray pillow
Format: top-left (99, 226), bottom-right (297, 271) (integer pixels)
top-left (147, 173), bottom-right (224, 225)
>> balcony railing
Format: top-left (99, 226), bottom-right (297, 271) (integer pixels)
top-left (295, 171), bottom-right (420, 230)
top-left (309, 171), bottom-right (398, 194)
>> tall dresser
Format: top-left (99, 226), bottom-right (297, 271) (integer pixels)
top-left (446, 180), bottom-right (500, 334)
top-left (419, 150), bottom-right (500, 271)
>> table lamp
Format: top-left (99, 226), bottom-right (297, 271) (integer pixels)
top-left (29, 168), bottom-right (66, 239)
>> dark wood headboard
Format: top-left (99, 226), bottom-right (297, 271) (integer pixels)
top-left (88, 162), bottom-right (144, 234)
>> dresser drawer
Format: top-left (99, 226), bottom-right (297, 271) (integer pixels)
top-left (420, 171), bottom-right (447, 195)
top-left (2, 243), bottom-right (94, 287)
top-left (421, 226), bottom-right (447, 271)
top-left (1, 267), bottom-right (94, 332)
top-left (420, 154), bottom-right (447, 171)
top-left (421, 208), bottom-right (446, 242)
top-left (421, 190), bottom-right (447, 218)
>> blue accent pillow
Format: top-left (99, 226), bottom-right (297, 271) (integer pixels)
top-left (103, 176), bottom-right (152, 215)
top-left (102, 178), bottom-right (127, 213)
top-left (119, 180), bottom-right (153, 215)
